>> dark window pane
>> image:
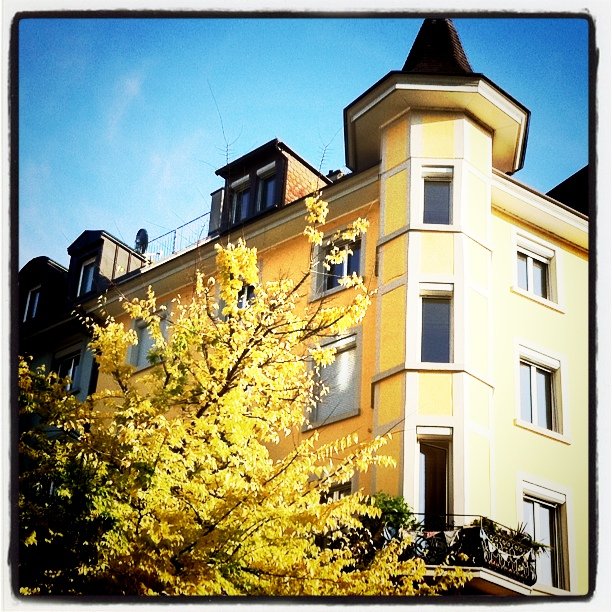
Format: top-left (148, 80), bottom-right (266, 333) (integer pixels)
top-left (419, 442), bottom-right (448, 529)
top-left (424, 180), bottom-right (451, 224)
top-left (517, 252), bottom-right (528, 291)
top-left (322, 241), bottom-right (361, 292)
top-left (325, 260), bottom-right (343, 291)
top-left (536, 367), bottom-right (553, 429)
top-left (232, 188), bottom-right (250, 223)
top-left (58, 354), bottom-right (80, 391)
top-left (258, 174), bottom-right (277, 210)
top-left (520, 362), bottom-right (533, 422)
top-left (533, 259), bottom-right (549, 298)
top-left (79, 261), bottom-right (96, 295)
top-left (347, 242), bottom-right (361, 276)
top-left (525, 498), bottom-right (558, 588)
top-left (24, 287), bottom-right (41, 321)
top-left (421, 298), bottom-right (451, 363)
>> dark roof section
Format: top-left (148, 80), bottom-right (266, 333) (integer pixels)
top-left (402, 18), bottom-right (473, 75)
top-left (546, 166), bottom-right (589, 217)
top-left (215, 138), bottom-right (331, 186)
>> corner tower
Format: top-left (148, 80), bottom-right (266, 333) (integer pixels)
top-left (352, 18), bottom-right (531, 550)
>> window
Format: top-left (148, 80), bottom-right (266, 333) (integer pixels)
top-left (57, 352), bottom-right (81, 392)
top-left (227, 163), bottom-right (279, 228)
top-left (322, 482), bottom-right (352, 504)
top-left (237, 284), bottom-right (255, 308)
top-left (312, 335), bottom-right (358, 426)
top-left (131, 312), bottom-right (169, 369)
top-left (421, 297), bottom-right (452, 363)
top-left (419, 439), bottom-right (450, 530)
top-left (517, 251), bottom-right (549, 299)
top-left (319, 240), bottom-right (362, 294)
top-left (231, 185), bottom-right (251, 225)
top-left (423, 167), bottom-right (452, 225)
top-left (518, 347), bottom-right (562, 434)
top-left (78, 257), bottom-right (96, 296)
top-left (23, 285), bottom-right (41, 322)
top-left (515, 234), bottom-right (556, 302)
top-left (256, 163), bottom-right (277, 212)
top-left (523, 496), bottom-right (565, 588)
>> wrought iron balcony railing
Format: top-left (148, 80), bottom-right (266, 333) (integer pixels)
top-left (146, 213), bottom-right (211, 262)
top-left (405, 514), bottom-right (538, 587)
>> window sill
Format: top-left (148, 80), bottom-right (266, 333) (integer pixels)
top-left (416, 362), bottom-right (458, 371)
top-left (513, 418), bottom-right (570, 444)
top-left (304, 410), bottom-right (360, 430)
top-left (411, 223), bottom-right (460, 233)
top-left (311, 283), bottom-right (353, 302)
top-left (511, 286), bottom-right (565, 313)
top-left (131, 362), bottom-right (157, 373)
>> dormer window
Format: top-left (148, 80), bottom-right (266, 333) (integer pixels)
top-left (78, 257), bottom-right (96, 296)
top-left (256, 162), bottom-right (277, 212)
top-left (23, 285), bottom-right (41, 322)
top-left (231, 176), bottom-right (251, 225)
top-left (210, 139), bottom-right (329, 237)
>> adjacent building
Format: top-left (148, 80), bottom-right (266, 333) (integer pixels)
top-left (19, 19), bottom-right (589, 596)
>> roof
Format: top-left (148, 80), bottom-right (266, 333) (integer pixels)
top-left (546, 166), bottom-right (589, 216)
top-left (19, 255), bottom-right (68, 276)
top-left (67, 229), bottom-right (145, 258)
top-left (215, 138), bottom-right (331, 185)
top-left (402, 18), bottom-right (473, 75)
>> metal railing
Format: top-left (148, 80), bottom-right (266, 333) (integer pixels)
top-left (406, 514), bottom-right (538, 586)
top-left (146, 212), bottom-right (211, 262)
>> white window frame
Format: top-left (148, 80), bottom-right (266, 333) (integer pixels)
top-left (55, 349), bottom-right (81, 393)
top-left (314, 234), bottom-right (364, 298)
top-left (422, 166), bottom-right (453, 225)
top-left (309, 333), bottom-right (360, 427)
top-left (237, 284), bottom-right (255, 309)
top-left (516, 345), bottom-right (565, 438)
top-left (520, 481), bottom-right (569, 591)
top-left (23, 285), bottom-right (41, 322)
top-left (419, 283), bottom-right (454, 365)
top-left (78, 257), bottom-right (96, 297)
top-left (417, 428), bottom-right (453, 529)
top-left (513, 231), bottom-right (561, 307)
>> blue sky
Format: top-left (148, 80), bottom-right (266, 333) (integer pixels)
top-left (18, 16), bottom-right (590, 268)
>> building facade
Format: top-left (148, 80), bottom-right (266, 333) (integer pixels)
top-left (19, 19), bottom-right (589, 596)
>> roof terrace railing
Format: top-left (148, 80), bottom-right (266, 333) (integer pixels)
top-left (146, 212), bottom-right (211, 262)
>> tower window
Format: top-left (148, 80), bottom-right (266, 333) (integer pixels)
top-left (421, 297), bottom-right (452, 363)
top-left (419, 439), bottom-right (451, 530)
top-left (422, 167), bottom-right (453, 225)
top-left (424, 179), bottom-right (452, 224)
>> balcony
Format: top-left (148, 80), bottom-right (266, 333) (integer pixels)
top-left (145, 212), bottom-right (211, 262)
top-left (405, 514), bottom-right (538, 588)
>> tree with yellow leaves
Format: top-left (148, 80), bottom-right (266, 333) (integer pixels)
top-left (18, 195), bottom-right (467, 596)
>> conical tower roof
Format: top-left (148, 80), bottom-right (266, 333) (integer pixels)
top-left (402, 18), bottom-right (473, 75)
top-left (344, 18), bottom-right (529, 174)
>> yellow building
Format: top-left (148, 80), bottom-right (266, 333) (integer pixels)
top-left (19, 18), bottom-right (589, 596)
